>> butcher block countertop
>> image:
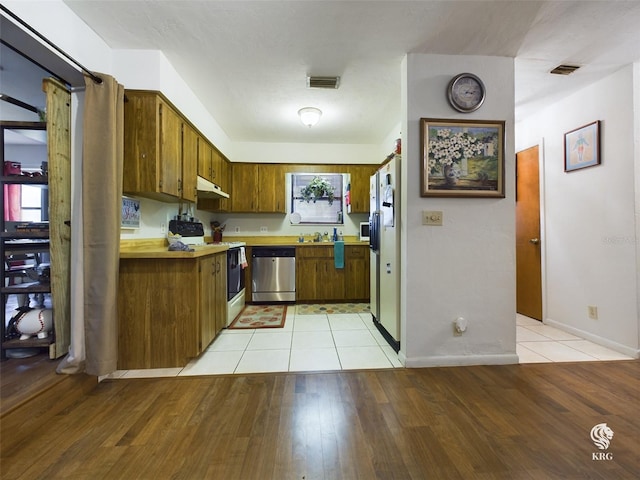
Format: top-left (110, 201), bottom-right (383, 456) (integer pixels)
top-left (120, 239), bottom-right (229, 259)
top-left (236, 235), bottom-right (367, 247)
top-left (120, 236), bottom-right (369, 259)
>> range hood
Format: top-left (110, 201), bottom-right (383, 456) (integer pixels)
top-left (197, 176), bottom-right (229, 199)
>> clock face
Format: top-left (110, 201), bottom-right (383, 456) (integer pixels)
top-left (448, 74), bottom-right (485, 112)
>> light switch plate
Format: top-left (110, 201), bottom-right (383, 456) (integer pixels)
top-left (422, 210), bottom-right (443, 226)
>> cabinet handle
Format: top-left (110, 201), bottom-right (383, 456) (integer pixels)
top-left (178, 178), bottom-right (182, 192)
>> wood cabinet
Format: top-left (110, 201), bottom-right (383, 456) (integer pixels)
top-left (216, 156), bottom-right (231, 211)
top-left (226, 162), bottom-right (376, 214)
top-left (118, 252), bottom-right (227, 369)
top-left (344, 245), bottom-right (370, 300)
top-left (197, 135), bottom-right (213, 181)
top-left (181, 122), bottom-right (198, 202)
top-left (230, 163), bottom-right (286, 213)
top-left (230, 163), bottom-right (258, 212)
top-left (258, 164), bottom-right (286, 212)
top-left (196, 142), bottom-right (232, 212)
top-left (214, 253), bottom-right (227, 335)
top-left (197, 137), bottom-right (227, 187)
top-left (346, 165), bottom-right (376, 213)
top-left (199, 252), bottom-right (227, 348)
top-left (124, 90), bottom-right (198, 203)
top-left (296, 245), bottom-right (369, 302)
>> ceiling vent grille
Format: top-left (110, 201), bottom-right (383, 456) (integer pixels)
top-left (550, 64), bottom-right (581, 75)
top-left (307, 76), bottom-right (341, 89)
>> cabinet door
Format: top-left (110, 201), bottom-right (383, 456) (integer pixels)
top-left (199, 257), bottom-right (216, 351)
top-left (158, 100), bottom-right (182, 198)
top-left (217, 157), bottom-right (231, 211)
top-left (214, 253), bottom-right (227, 335)
top-left (230, 163), bottom-right (258, 212)
top-left (123, 92), bottom-right (162, 196)
top-left (345, 246), bottom-right (370, 301)
top-left (197, 137), bottom-right (213, 181)
top-left (211, 148), bottom-right (222, 185)
top-left (182, 123), bottom-right (198, 202)
top-left (257, 164), bottom-right (286, 213)
top-left (347, 165), bottom-right (375, 213)
top-left (319, 259), bottom-right (346, 301)
top-left (296, 258), bottom-right (321, 302)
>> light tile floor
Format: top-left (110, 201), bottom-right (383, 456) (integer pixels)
top-left (104, 308), bottom-right (634, 380)
top-left (516, 314), bottom-right (633, 363)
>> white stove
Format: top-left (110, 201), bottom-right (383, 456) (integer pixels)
top-left (209, 241), bottom-right (246, 248)
top-left (169, 220), bottom-right (205, 245)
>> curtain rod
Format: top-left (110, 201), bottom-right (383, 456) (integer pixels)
top-left (0, 5), bottom-right (102, 84)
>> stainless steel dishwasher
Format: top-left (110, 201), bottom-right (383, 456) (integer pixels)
top-left (251, 247), bottom-right (296, 302)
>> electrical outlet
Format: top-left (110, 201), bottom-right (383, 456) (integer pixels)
top-left (160, 223), bottom-right (166, 233)
top-left (588, 305), bottom-right (598, 320)
top-left (422, 210), bottom-right (443, 226)
top-left (234, 226), bottom-right (240, 233)
top-left (260, 226), bottom-right (268, 233)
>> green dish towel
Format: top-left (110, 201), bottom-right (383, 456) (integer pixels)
top-left (334, 241), bottom-right (345, 269)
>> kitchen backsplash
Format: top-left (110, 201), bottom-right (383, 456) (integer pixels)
top-left (120, 196), bottom-right (368, 240)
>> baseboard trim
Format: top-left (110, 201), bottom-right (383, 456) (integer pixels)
top-left (404, 353), bottom-right (519, 368)
top-left (544, 318), bottom-right (639, 359)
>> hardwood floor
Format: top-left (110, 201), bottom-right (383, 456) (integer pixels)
top-left (1, 360), bottom-right (638, 479)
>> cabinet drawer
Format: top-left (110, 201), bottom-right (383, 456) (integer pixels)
top-left (346, 246), bottom-right (367, 258)
top-left (296, 246), bottom-right (333, 258)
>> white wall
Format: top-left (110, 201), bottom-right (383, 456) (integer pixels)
top-left (401, 54), bottom-right (517, 367)
top-left (516, 65), bottom-right (639, 357)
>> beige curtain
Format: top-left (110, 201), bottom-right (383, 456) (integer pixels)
top-left (57, 73), bottom-right (123, 376)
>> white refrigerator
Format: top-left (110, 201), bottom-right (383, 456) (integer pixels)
top-left (369, 154), bottom-right (400, 351)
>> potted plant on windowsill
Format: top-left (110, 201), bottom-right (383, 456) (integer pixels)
top-left (300, 176), bottom-right (335, 205)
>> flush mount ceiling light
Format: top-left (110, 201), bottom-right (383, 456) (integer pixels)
top-left (298, 107), bottom-right (322, 127)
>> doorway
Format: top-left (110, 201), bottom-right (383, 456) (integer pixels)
top-left (516, 146), bottom-right (542, 320)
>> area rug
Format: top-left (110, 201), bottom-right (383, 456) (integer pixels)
top-left (296, 303), bottom-right (370, 315)
top-left (228, 304), bottom-right (287, 329)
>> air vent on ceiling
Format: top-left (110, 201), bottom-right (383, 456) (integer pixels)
top-left (550, 64), bottom-right (581, 75)
top-left (307, 76), bottom-right (341, 89)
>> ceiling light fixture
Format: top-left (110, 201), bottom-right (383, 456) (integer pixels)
top-left (298, 107), bottom-right (322, 127)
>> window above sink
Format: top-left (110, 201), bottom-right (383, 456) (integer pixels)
top-left (288, 173), bottom-right (347, 225)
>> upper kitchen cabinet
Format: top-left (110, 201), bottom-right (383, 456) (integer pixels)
top-left (346, 165), bottom-right (377, 213)
top-left (258, 164), bottom-right (286, 213)
top-left (196, 140), bottom-right (232, 212)
top-left (230, 163), bottom-right (257, 212)
top-left (197, 136), bottom-right (213, 181)
top-left (181, 123), bottom-right (198, 202)
top-left (230, 163), bottom-right (286, 213)
top-left (123, 90), bottom-right (196, 203)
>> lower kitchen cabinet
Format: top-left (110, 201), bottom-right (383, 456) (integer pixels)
top-left (344, 245), bottom-right (370, 300)
top-left (296, 245), bottom-right (369, 303)
top-left (118, 252), bottom-right (226, 369)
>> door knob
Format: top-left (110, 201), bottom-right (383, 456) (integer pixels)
top-left (529, 238), bottom-right (539, 244)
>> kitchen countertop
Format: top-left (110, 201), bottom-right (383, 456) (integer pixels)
top-left (120, 239), bottom-right (229, 259)
top-left (120, 236), bottom-right (369, 259)
top-left (226, 235), bottom-right (368, 247)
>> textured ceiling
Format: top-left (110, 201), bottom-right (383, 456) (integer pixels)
top-left (8, 1), bottom-right (640, 145)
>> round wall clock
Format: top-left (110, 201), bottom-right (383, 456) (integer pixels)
top-left (447, 73), bottom-right (486, 113)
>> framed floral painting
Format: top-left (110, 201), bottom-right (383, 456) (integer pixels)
top-left (564, 121), bottom-right (600, 172)
top-left (420, 118), bottom-right (505, 198)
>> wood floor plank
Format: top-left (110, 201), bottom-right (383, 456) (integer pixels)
top-left (1, 361), bottom-right (638, 479)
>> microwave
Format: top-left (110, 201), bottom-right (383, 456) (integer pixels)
top-left (359, 222), bottom-right (370, 242)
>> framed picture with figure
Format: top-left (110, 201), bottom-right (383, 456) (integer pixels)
top-left (564, 121), bottom-right (601, 172)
